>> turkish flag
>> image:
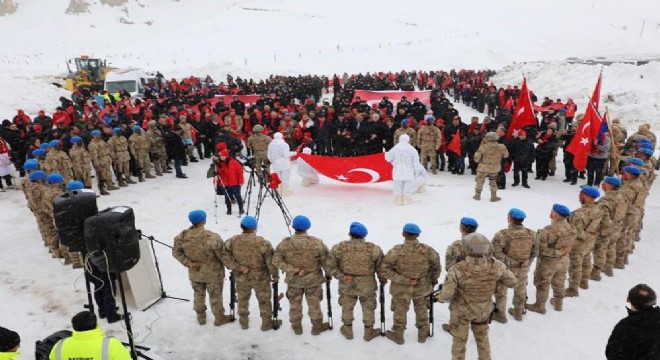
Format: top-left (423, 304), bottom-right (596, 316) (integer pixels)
top-left (297, 153), bottom-right (393, 183)
top-left (566, 102), bottom-right (602, 171)
top-left (447, 129), bottom-right (462, 157)
top-left (506, 78), bottom-right (537, 140)
top-left (591, 72), bottom-right (602, 111)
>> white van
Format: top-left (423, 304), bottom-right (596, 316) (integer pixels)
top-left (104, 68), bottom-right (156, 98)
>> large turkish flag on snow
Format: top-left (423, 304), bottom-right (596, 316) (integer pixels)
top-left (506, 78), bottom-right (537, 140)
top-left (298, 153), bottom-right (393, 183)
top-left (566, 102), bottom-right (602, 171)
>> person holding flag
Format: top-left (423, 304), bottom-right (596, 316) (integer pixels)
top-left (586, 120), bottom-right (611, 187)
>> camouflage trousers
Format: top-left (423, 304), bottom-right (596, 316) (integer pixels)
top-left (593, 232), bottom-right (619, 270)
top-left (495, 265), bottom-right (530, 312)
top-left (191, 280), bottom-right (225, 317)
top-left (236, 280), bottom-right (272, 321)
top-left (114, 159), bottom-right (130, 179)
top-left (338, 277), bottom-right (377, 327)
top-left (253, 151), bottom-right (269, 177)
top-left (475, 172), bottom-right (498, 193)
top-left (389, 282), bottom-right (431, 332)
top-left (150, 149), bottom-right (167, 175)
top-left (568, 238), bottom-right (596, 288)
top-left (39, 212), bottom-right (69, 259)
top-left (549, 148), bottom-right (558, 173)
top-left (533, 256), bottom-right (569, 304)
top-left (449, 309), bottom-right (491, 360)
top-left (420, 148), bottom-right (437, 170)
top-left (73, 164), bottom-right (92, 188)
top-left (286, 285), bottom-right (323, 325)
top-left (34, 210), bottom-right (49, 246)
top-left (93, 162), bottom-right (114, 185)
top-left (134, 151), bottom-right (152, 175)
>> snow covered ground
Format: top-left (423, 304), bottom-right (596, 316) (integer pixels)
top-left (1, 0), bottom-right (660, 359)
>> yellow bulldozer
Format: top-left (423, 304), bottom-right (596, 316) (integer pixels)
top-left (63, 55), bottom-right (114, 91)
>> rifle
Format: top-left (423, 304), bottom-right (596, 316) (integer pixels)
top-left (229, 272), bottom-right (236, 322)
top-left (427, 284), bottom-right (443, 337)
top-left (272, 280), bottom-right (282, 330)
top-left (379, 283), bottom-right (386, 336)
top-left (325, 277), bottom-right (333, 330)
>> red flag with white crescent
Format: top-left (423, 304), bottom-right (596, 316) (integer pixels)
top-left (566, 102), bottom-right (602, 171)
top-left (298, 153), bottom-right (393, 183)
top-left (506, 78), bottom-right (537, 139)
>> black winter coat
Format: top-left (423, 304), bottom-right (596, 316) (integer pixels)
top-left (606, 307), bottom-right (660, 360)
top-left (509, 137), bottom-right (536, 165)
top-left (165, 131), bottom-right (186, 160)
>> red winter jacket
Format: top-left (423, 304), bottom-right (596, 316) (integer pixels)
top-left (216, 158), bottom-right (244, 187)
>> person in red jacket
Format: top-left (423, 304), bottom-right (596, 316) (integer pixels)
top-left (216, 149), bottom-right (244, 216)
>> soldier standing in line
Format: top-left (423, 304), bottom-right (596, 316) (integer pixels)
top-left (526, 204), bottom-right (577, 314)
top-left (616, 165), bottom-right (645, 268)
top-left (272, 215), bottom-right (331, 335)
top-left (88, 130), bottom-right (118, 196)
top-left (44, 140), bottom-right (74, 185)
top-left (326, 222), bottom-right (384, 342)
top-left (41, 173), bottom-right (72, 265)
top-left (69, 136), bottom-right (92, 188)
top-left (591, 176), bottom-right (628, 280)
top-left (220, 216), bottom-right (281, 331)
top-left (381, 223), bottom-right (441, 345)
top-left (129, 125), bottom-right (156, 182)
top-left (417, 116), bottom-right (442, 174)
top-left (473, 132), bottom-right (509, 202)
top-left (492, 208), bottom-right (538, 322)
top-left (146, 119), bottom-right (170, 176)
top-left (393, 119), bottom-right (417, 147)
top-left (172, 210), bottom-right (231, 326)
top-left (247, 125), bottom-right (271, 178)
top-left (26, 170), bottom-right (49, 247)
top-left (435, 233), bottom-right (517, 360)
top-left (566, 186), bottom-right (603, 297)
top-left (108, 127), bottom-right (136, 187)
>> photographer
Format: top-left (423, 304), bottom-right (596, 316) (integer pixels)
top-left (215, 149), bottom-right (245, 216)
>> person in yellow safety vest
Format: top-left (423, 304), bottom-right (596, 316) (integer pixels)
top-left (49, 311), bottom-right (131, 360)
top-left (113, 91), bottom-right (122, 102)
top-left (0, 326), bottom-right (21, 360)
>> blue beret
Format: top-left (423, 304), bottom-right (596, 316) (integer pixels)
top-left (29, 170), bottom-right (46, 182)
top-left (283, 112), bottom-right (291, 117)
top-left (627, 158), bottom-right (644, 166)
top-left (90, 130), bottom-right (101, 136)
top-left (132, 125), bottom-right (141, 132)
top-left (23, 159), bottom-right (39, 171)
top-left (292, 215), bottom-right (311, 231)
top-left (49, 140), bottom-right (60, 147)
top-left (508, 208), bottom-right (527, 220)
top-left (402, 223), bottom-right (421, 235)
top-left (112, 127), bottom-right (121, 134)
top-left (349, 222), bottom-right (368, 237)
top-left (188, 210), bottom-right (207, 224)
top-left (70, 136), bottom-right (82, 144)
top-left (603, 176), bottom-right (622, 187)
top-left (425, 116), bottom-right (435, 122)
top-left (460, 217), bottom-right (478, 227)
top-left (46, 173), bottom-right (64, 184)
top-left (400, 119), bottom-right (409, 125)
top-left (66, 180), bottom-right (84, 191)
top-left (581, 185), bottom-right (600, 198)
top-left (638, 139), bottom-right (652, 145)
top-left (240, 216), bottom-right (258, 230)
top-left (39, 143), bottom-right (49, 150)
top-left (638, 142), bottom-right (654, 150)
top-left (623, 166), bottom-right (641, 176)
top-left (638, 148), bottom-right (654, 157)
top-left (552, 203), bottom-right (571, 217)
top-left (32, 149), bottom-right (46, 157)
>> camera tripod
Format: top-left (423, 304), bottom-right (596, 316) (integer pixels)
top-left (243, 165), bottom-right (292, 234)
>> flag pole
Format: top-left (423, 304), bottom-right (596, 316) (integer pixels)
top-left (605, 105), bottom-right (620, 175)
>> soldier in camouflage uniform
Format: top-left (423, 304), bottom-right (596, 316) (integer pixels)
top-left (247, 125), bottom-right (272, 178)
top-left (43, 140), bottom-right (74, 185)
top-left (381, 223), bottom-right (441, 345)
top-left (129, 126), bottom-right (156, 182)
top-left (527, 204), bottom-right (577, 314)
top-left (172, 210), bottom-right (231, 326)
top-left (272, 215), bottom-right (331, 335)
top-left (88, 130), bottom-right (118, 195)
top-left (435, 233), bottom-right (517, 360)
top-left (220, 216), bottom-right (280, 331)
top-left (41, 173), bottom-right (71, 264)
top-left (68, 136), bottom-right (92, 188)
top-left (473, 132), bottom-right (509, 202)
top-left (417, 117), bottom-right (442, 174)
top-left (25, 170), bottom-right (49, 247)
top-left (394, 120), bottom-right (417, 147)
top-left (591, 176), bottom-right (628, 280)
top-left (566, 186), bottom-right (603, 297)
top-left (616, 166), bottom-right (645, 268)
top-left (326, 222), bottom-right (384, 342)
top-left (146, 119), bottom-right (170, 176)
top-left (108, 128), bottom-right (135, 187)
top-left (492, 208), bottom-right (538, 322)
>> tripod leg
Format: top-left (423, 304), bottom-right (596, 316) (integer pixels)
top-left (81, 250), bottom-right (95, 314)
top-left (117, 274), bottom-right (138, 360)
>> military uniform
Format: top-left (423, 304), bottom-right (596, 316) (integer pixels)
top-left (221, 233), bottom-right (279, 330)
top-left (107, 134), bottom-right (134, 186)
top-left (146, 125), bottom-right (168, 176)
top-left (492, 224), bottom-right (538, 321)
top-left (129, 132), bottom-right (154, 181)
top-left (417, 124), bottom-right (442, 173)
top-left (617, 176), bottom-right (645, 266)
top-left (25, 179), bottom-right (49, 246)
top-left (527, 217), bottom-right (577, 313)
top-left (88, 138), bottom-right (116, 194)
top-left (394, 127), bottom-right (417, 147)
top-left (326, 237), bottom-right (384, 341)
top-left (69, 143), bottom-right (92, 188)
top-left (593, 188), bottom-right (628, 278)
top-left (172, 226), bottom-right (229, 325)
top-left (41, 184), bottom-right (71, 262)
top-left (44, 148), bottom-right (74, 184)
top-left (247, 132), bottom-right (272, 176)
top-left (474, 134), bottom-right (509, 201)
top-left (437, 256), bottom-right (517, 360)
top-left (381, 237), bottom-right (441, 344)
top-left (272, 233), bottom-right (330, 335)
top-left (567, 203), bottom-right (602, 295)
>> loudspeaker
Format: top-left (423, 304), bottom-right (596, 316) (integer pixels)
top-left (54, 189), bottom-right (98, 251)
top-left (84, 206), bottom-right (140, 273)
top-left (35, 330), bottom-right (72, 360)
